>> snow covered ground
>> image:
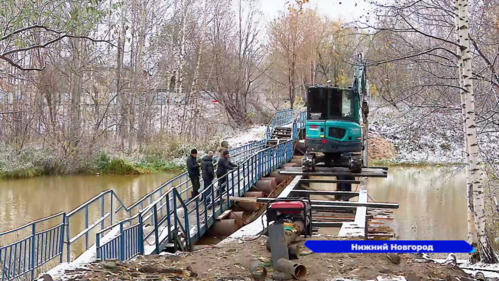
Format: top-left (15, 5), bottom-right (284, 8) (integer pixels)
top-left (370, 104), bottom-right (499, 164)
top-left (224, 125), bottom-right (267, 147)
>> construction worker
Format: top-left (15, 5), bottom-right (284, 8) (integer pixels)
top-left (216, 150), bottom-right (237, 197)
top-left (201, 151), bottom-right (215, 193)
top-left (187, 149), bottom-right (200, 198)
top-left (217, 141), bottom-right (229, 159)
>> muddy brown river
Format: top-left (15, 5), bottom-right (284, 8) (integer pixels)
top-left (369, 166), bottom-right (467, 240)
top-left (0, 167), bottom-right (467, 256)
top-left (308, 166), bottom-right (467, 240)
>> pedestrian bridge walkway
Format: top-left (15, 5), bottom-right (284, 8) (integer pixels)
top-left (0, 109), bottom-right (306, 281)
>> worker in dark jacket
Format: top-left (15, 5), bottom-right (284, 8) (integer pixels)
top-left (187, 149), bottom-right (200, 198)
top-left (216, 150), bottom-right (237, 197)
top-left (201, 151), bottom-right (215, 192)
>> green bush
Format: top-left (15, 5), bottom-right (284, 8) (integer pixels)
top-left (103, 158), bottom-right (140, 174)
top-left (0, 164), bottom-right (43, 179)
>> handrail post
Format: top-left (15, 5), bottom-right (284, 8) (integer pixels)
top-left (66, 216), bottom-right (70, 263)
top-left (96, 234), bottom-right (101, 260)
top-left (237, 166), bottom-right (241, 197)
top-left (226, 173), bottom-right (231, 209)
top-left (100, 196), bottom-right (105, 230)
top-left (60, 213), bottom-right (66, 263)
top-left (166, 192), bottom-right (171, 242)
top-left (119, 222), bottom-right (124, 261)
top-left (85, 205), bottom-right (89, 250)
top-left (138, 214), bottom-right (144, 255)
top-left (173, 191), bottom-right (178, 230)
top-left (110, 194), bottom-right (114, 225)
top-left (184, 202), bottom-right (190, 250)
top-left (30, 223), bottom-right (36, 280)
top-left (195, 198), bottom-right (200, 239)
top-left (153, 205), bottom-right (160, 254)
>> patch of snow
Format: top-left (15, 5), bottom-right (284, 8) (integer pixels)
top-left (370, 103), bottom-right (499, 164)
top-left (224, 125), bottom-right (267, 148)
top-left (43, 226), bottom-right (120, 280)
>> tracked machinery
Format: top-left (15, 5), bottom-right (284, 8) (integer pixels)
top-left (302, 54), bottom-right (369, 173)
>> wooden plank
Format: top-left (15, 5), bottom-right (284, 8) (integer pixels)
top-left (299, 179), bottom-right (361, 184)
top-left (338, 188), bottom-right (368, 238)
top-left (312, 222), bottom-right (343, 227)
top-left (280, 166), bottom-right (388, 178)
top-left (280, 170), bottom-right (388, 178)
top-left (290, 190), bottom-right (360, 197)
top-left (216, 210), bottom-right (232, 221)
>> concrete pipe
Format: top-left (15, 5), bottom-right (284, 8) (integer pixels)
top-left (275, 259), bottom-right (307, 280)
top-left (209, 219), bottom-right (240, 237)
top-left (229, 211), bottom-right (245, 227)
top-left (255, 178), bottom-right (277, 196)
top-left (270, 170), bottom-right (288, 185)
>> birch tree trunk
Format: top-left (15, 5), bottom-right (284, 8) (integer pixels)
top-left (453, 0), bottom-right (476, 250)
top-left (456, 0), bottom-right (497, 263)
top-left (178, 0), bottom-right (189, 136)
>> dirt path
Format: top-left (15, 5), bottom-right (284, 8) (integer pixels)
top-left (65, 236), bottom-right (472, 280)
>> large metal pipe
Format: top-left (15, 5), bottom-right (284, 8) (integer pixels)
top-left (270, 170), bottom-right (289, 185)
top-left (255, 178), bottom-right (277, 196)
top-left (229, 211), bottom-right (245, 227)
top-left (266, 221), bottom-right (305, 251)
top-left (237, 191), bottom-right (263, 212)
top-left (249, 261), bottom-right (267, 280)
top-left (275, 259), bottom-right (307, 279)
top-left (209, 219), bottom-right (240, 237)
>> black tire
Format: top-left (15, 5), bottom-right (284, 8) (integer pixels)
top-left (311, 157), bottom-right (316, 172)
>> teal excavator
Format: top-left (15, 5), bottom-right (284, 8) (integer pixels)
top-left (302, 54), bottom-right (369, 173)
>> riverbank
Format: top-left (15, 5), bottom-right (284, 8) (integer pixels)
top-left (60, 236), bottom-right (473, 281)
top-left (0, 150), bottom-right (185, 180)
top-left (0, 125), bottom-right (267, 180)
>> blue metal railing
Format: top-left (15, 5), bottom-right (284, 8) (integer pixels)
top-left (266, 109), bottom-right (294, 139)
top-left (0, 213), bottom-right (65, 281)
top-left (96, 140), bottom-right (295, 261)
top-left (0, 109), bottom-right (300, 280)
top-left (120, 140), bottom-right (267, 216)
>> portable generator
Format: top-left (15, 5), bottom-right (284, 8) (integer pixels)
top-left (266, 198), bottom-right (312, 237)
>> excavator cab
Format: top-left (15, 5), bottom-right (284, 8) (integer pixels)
top-left (302, 60), bottom-right (368, 173)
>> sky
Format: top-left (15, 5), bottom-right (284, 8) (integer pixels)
top-left (260, 0), bottom-right (371, 23)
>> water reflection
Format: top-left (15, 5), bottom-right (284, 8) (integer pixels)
top-left (0, 173), bottom-right (176, 258)
top-left (368, 166), bottom-right (467, 240)
top-left (307, 167), bottom-right (467, 240)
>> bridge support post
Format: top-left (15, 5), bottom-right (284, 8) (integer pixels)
top-left (153, 205), bottom-right (160, 254)
top-left (119, 222), bottom-right (124, 261)
top-left (138, 215), bottom-right (144, 255)
top-left (60, 213), bottom-right (66, 263)
top-left (30, 223), bottom-right (36, 280)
